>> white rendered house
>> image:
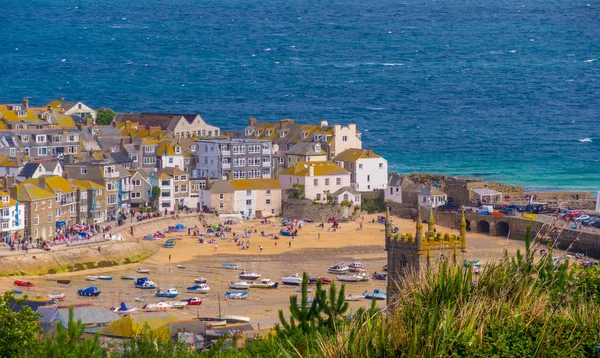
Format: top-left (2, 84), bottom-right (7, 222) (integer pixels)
top-left (334, 148), bottom-right (387, 191)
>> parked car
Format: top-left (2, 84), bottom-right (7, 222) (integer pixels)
top-left (506, 204), bottom-right (524, 212)
top-left (437, 202), bottom-right (461, 212)
top-left (499, 208), bottom-right (516, 216)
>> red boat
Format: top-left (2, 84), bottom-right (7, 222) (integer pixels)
top-left (185, 297), bottom-right (203, 306)
top-left (14, 280), bottom-right (34, 287)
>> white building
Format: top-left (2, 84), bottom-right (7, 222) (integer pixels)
top-left (231, 179), bottom-right (283, 219)
top-left (334, 148), bottom-right (387, 191)
top-left (154, 171), bottom-right (175, 210)
top-left (0, 191), bottom-right (24, 239)
top-left (47, 99), bottom-right (97, 120)
top-left (418, 185), bottom-right (448, 208)
top-left (279, 161), bottom-right (351, 203)
top-left (384, 173), bottom-right (404, 204)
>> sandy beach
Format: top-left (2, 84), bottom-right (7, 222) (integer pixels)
top-left (1, 214), bottom-right (526, 328)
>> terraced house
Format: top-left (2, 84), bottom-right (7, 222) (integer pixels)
top-left (71, 180), bottom-right (105, 224)
top-left (243, 118), bottom-right (362, 161)
top-left (231, 178), bottom-right (283, 218)
top-left (0, 98), bottom-right (81, 130)
top-left (193, 139), bottom-right (273, 180)
top-left (0, 190), bottom-right (24, 240)
top-left (115, 113), bottom-right (221, 139)
top-left (129, 169), bottom-right (152, 209)
top-left (0, 128), bottom-right (80, 160)
top-left (153, 167), bottom-right (191, 210)
top-left (22, 176), bottom-right (78, 228)
top-left (11, 183), bottom-right (55, 241)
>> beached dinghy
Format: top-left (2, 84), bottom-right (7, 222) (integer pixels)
top-left (98, 276), bottom-right (113, 281)
top-left (337, 274), bottom-right (367, 282)
top-left (372, 273), bottom-right (387, 280)
top-left (194, 277), bottom-right (207, 284)
top-left (328, 263), bottom-right (349, 274)
top-left (12, 289), bottom-right (23, 294)
top-left (176, 265), bottom-right (186, 269)
top-left (228, 281), bottom-right (251, 290)
top-left (281, 273), bottom-right (303, 286)
top-left (112, 302), bottom-right (137, 313)
top-left (170, 301), bottom-right (187, 309)
top-left (77, 286), bottom-right (101, 297)
top-left (186, 284), bottom-right (210, 294)
top-left (296, 287), bottom-right (313, 293)
top-left (239, 270), bottom-right (261, 280)
top-left (135, 297), bottom-right (145, 302)
top-left (143, 301), bottom-right (172, 312)
top-left (121, 276), bottom-right (135, 280)
top-left (136, 268), bottom-right (150, 273)
top-left (86, 276), bottom-right (98, 281)
top-left (47, 293), bottom-right (67, 301)
top-left (46, 277), bottom-right (57, 281)
top-left (249, 279), bottom-right (278, 289)
top-left (224, 291), bottom-right (248, 299)
top-left (14, 280), bottom-right (34, 287)
top-left (363, 289), bottom-right (386, 301)
top-left (221, 315), bottom-right (250, 324)
top-left (155, 288), bottom-right (179, 298)
top-left (222, 263), bottom-right (239, 269)
top-left (57, 279), bottom-right (70, 285)
top-left (197, 317), bottom-right (227, 326)
top-left (344, 294), bottom-right (362, 301)
top-left (184, 297), bottom-right (203, 306)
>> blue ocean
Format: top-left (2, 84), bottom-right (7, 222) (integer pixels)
top-left (1, 0), bottom-right (598, 190)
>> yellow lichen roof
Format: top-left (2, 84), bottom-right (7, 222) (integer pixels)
top-left (157, 172), bottom-right (172, 179)
top-left (0, 105), bottom-right (39, 121)
top-left (15, 183), bottom-right (54, 201)
top-left (281, 161), bottom-right (349, 176)
top-left (333, 148), bottom-right (381, 162)
top-left (0, 191), bottom-right (16, 208)
top-left (56, 115), bottom-right (76, 128)
top-left (156, 142), bottom-right (178, 156)
top-left (70, 179), bottom-right (104, 191)
top-left (0, 156), bottom-right (22, 167)
top-left (140, 138), bottom-right (159, 145)
top-left (231, 178), bottom-right (281, 191)
top-left (23, 176), bottom-right (75, 194)
top-left (160, 167), bottom-right (186, 176)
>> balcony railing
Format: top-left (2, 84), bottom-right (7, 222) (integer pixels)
top-left (104, 171), bottom-right (119, 178)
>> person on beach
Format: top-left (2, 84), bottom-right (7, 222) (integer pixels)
top-left (259, 245), bottom-right (263, 253)
top-left (318, 233), bottom-right (320, 240)
top-left (214, 244), bottom-right (218, 251)
top-left (289, 241), bottom-right (291, 248)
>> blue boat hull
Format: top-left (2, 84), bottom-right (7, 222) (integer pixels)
top-left (78, 291), bottom-right (101, 297)
top-left (155, 293), bottom-right (178, 298)
top-left (136, 285), bottom-right (157, 289)
top-left (281, 281), bottom-right (301, 286)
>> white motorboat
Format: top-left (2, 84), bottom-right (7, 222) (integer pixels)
top-left (112, 302), bottom-right (137, 313)
top-left (337, 272), bottom-right (369, 282)
top-left (249, 279), bottom-right (278, 289)
top-left (363, 289), bottom-right (387, 301)
top-left (184, 297), bottom-right (203, 306)
top-left (328, 263), bottom-right (349, 274)
top-left (221, 315), bottom-right (250, 323)
top-left (155, 288), bottom-right (179, 298)
top-left (295, 287), bottom-right (313, 292)
top-left (135, 297), bottom-right (145, 302)
top-left (239, 270), bottom-right (261, 280)
top-left (187, 284), bottom-right (210, 294)
top-left (194, 277), bottom-right (207, 284)
top-left (229, 281), bottom-right (251, 290)
top-left (47, 293), bottom-right (67, 301)
top-left (224, 291), bottom-right (248, 299)
top-left (281, 273), bottom-right (303, 286)
top-left (169, 301), bottom-right (187, 309)
top-left (143, 301), bottom-right (172, 311)
top-left (136, 268), bottom-right (150, 273)
top-left (344, 294), bottom-right (362, 301)
top-left (86, 276), bottom-right (98, 281)
top-left (348, 262), bottom-right (364, 272)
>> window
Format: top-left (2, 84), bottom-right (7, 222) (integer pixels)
top-left (246, 199), bottom-right (252, 205)
top-left (219, 203), bottom-right (224, 210)
top-left (80, 167), bottom-right (87, 174)
top-left (325, 178), bottom-right (330, 186)
top-left (367, 175), bottom-right (370, 182)
top-left (1, 221), bottom-right (7, 229)
top-left (41, 201), bottom-right (45, 209)
top-left (131, 155), bottom-right (138, 162)
top-left (342, 136), bottom-right (348, 142)
top-left (266, 199), bottom-right (271, 204)
top-left (33, 215), bottom-right (39, 225)
top-left (180, 185), bottom-right (187, 192)
top-left (248, 144), bottom-right (260, 154)
top-left (379, 163), bottom-right (383, 169)
top-left (313, 179), bottom-right (318, 187)
top-left (316, 193), bottom-right (321, 201)
top-left (219, 194), bottom-right (224, 200)
top-left (9, 148), bottom-right (15, 157)
top-left (67, 134), bottom-right (78, 142)
top-left (96, 189), bottom-right (102, 196)
top-left (358, 164), bottom-right (363, 169)
top-left (168, 157), bottom-right (174, 164)
top-left (161, 180), bottom-right (170, 186)
top-left (266, 190), bottom-right (271, 196)
top-left (246, 190), bottom-right (252, 196)
top-left (174, 176), bottom-right (179, 181)
top-left (67, 145), bottom-right (77, 154)
top-left (180, 175), bottom-right (187, 181)
top-left (48, 213), bottom-right (53, 223)
top-left (34, 203), bottom-right (38, 211)
top-left (107, 182), bottom-right (115, 191)
top-left (81, 205), bottom-right (87, 212)
top-left (133, 180), bottom-right (141, 186)
top-left (21, 135), bottom-right (29, 142)
top-left (336, 178), bottom-right (341, 185)
top-left (143, 157), bottom-right (156, 165)
top-left (144, 146), bottom-right (155, 153)
top-left (48, 200), bottom-right (52, 208)
top-left (107, 195), bottom-right (117, 205)
top-left (174, 185), bottom-right (179, 193)
top-left (37, 147), bottom-right (47, 156)
top-left (175, 146), bottom-right (181, 154)
top-left (36, 135), bottom-right (46, 143)
top-left (52, 135), bottom-right (62, 142)
top-left (343, 194), bottom-right (349, 201)
top-left (232, 145), bottom-right (246, 155)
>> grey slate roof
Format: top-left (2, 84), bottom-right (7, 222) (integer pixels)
top-left (286, 142), bottom-right (324, 156)
top-left (207, 180), bottom-right (234, 193)
top-left (332, 186), bottom-right (359, 197)
top-left (19, 162), bottom-right (41, 178)
top-left (110, 152), bottom-right (133, 164)
top-left (56, 306), bottom-right (120, 327)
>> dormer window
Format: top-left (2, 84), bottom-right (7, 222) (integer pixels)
top-left (314, 134), bottom-right (321, 141)
top-left (21, 135), bottom-right (29, 143)
top-left (279, 131), bottom-right (286, 138)
top-left (36, 135), bottom-right (46, 143)
top-left (1, 196), bottom-right (8, 204)
top-left (301, 132), bottom-right (309, 139)
top-left (17, 110), bottom-right (27, 117)
top-left (266, 130), bottom-right (273, 136)
top-left (322, 135), bottom-right (328, 142)
top-left (314, 144), bottom-right (321, 153)
top-left (246, 128), bottom-right (254, 136)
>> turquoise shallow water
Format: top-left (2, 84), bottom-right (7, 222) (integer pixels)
top-left (1, 0), bottom-right (599, 190)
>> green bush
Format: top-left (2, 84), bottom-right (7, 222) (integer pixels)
top-left (340, 200), bottom-right (352, 207)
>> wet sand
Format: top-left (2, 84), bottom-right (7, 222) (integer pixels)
top-left (0, 215), bottom-right (526, 328)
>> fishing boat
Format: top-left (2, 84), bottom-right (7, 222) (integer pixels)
top-left (194, 277), bottom-right (207, 284)
top-left (337, 273), bottom-right (368, 282)
top-left (47, 293), bottom-right (67, 301)
top-left (186, 284), bottom-right (210, 294)
top-left (224, 291), bottom-right (248, 299)
top-left (308, 277), bottom-right (331, 284)
top-left (363, 289), bottom-right (386, 301)
top-left (98, 276), bottom-right (113, 281)
top-left (143, 301), bottom-right (172, 311)
top-left (344, 294), bottom-right (362, 301)
top-left (348, 262), bottom-right (364, 272)
top-left (221, 315), bottom-right (251, 324)
top-left (249, 279), bottom-right (278, 289)
top-left (328, 263), bottom-right (349, 274)
top-left (112, 302), bottom-right (137, 313)
top-left (135, 277), bottom-right (157, 289)
top-left (86, 276), bottom-right (98, 281)
top-left (14, 280), bottom-right (34, 287)
top-left (155, 288), bottom-right (179, 298)
top-left (77, 286), bottom-right (101, 297)
top-left (176, 265), bottom-right (186, 269)
top-left (185, 297), bottom-right (203, 306)
top-left (46, 277), bottom-right (57, 281)
top-left (57, 280), bottom-right (71, 285)
top-left (239, 270), bottom-right (261, 280)
top-left (372, 273), bottom-right (387, 280)
top-left (12, 289), bottom-right (23, 294)
top-left (170, 301), bottom-right (187, 309)
top-left (164, 239), bottom-right (175, 248)
top-left (295, 287), bottom-right (313, 293)
top-left (136, 268), bottom-right (150, 273)
top-left (281, 273), bottom-right (303, 286)
top-left (228, 281), bottom-right (251, 290)
top-left (197, 317), bottom-right (227, 326)
top-left (135, 297), bottom-right (145, 302)
top-left (222, 263), bottom-right (239, 269)
top-left (121, 276), bottom-right (135, 280)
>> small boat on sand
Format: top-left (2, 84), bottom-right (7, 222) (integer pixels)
top-left (363, 289), bottom-right (386, 301)
top-left (222, 263), bottom-right (239, 269)
top-left (176, 265), bottom-right (186, 269)
top-left (337, 273), bottom-right (368, 282)
top-left (112, 302), bottom-right (137, 313)
top-left (170, 301), bottom-right (187, 309)
top-left (249, 279), bottom-right (278, 288)
top-left (135, 297), bottom-right (145, 302)
top-left (155, 288), bottom-right (179, 298)
top-left (224, 291), bottom-right (248, 299)
top-left (184, 297), bottom-right (203, 306)
top-left (221, 315), bottom-right (250, 324)
top-left (136, 268), bottom-right (150, 274)
top-left (198, 317), bottom-right (227, 326)
top-left (229, 281), bottom-right (251, 290)
top-left (47, 293), bottom-right (67, 301)
top-left (344, 294), bottom-right (362, 301)
top-left (308, 277), bottom-right (331, 284)
top-left (98, 276), bottom-right (113, 281)
top-left (135, 277), bottom-right (157, 289)
top-left (372, 273), bottom-right (387, 280)
top-left (77, 286), bottom-right (101, 297)
top-left (194, 277), bottom-right (207, 284)
top-left (12, 289), bottom-right (23, 294)
top-left (328, 263), bottom-right (349, 274)
top-left (296, 287), bottom-right (313, 293)
top-left (14, 280), bottom-right (34, 287)
top-left (121, 276), bottom-right (135, 280)
top-left (187, 284), bottom-right (210, 293)
top-left (239, 270), bottom-right (261, 280)
top-left (143, 301), bottom-right (172, 311)
top-left (57, 280), bottom-right (70, 285)
top-left (281, 273), bottom-right (303, 286)
top-left (382, 264), bottom-right (388, 271)
top-left (46, 277), bottom-right (57, 281)
top-left (86, 276), bottom-right (98, 281)
top-left (348, 262), bottom-right (364, 272)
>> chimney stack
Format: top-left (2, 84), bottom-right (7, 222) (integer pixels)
top-left (23, 97), bottom-right (29, 110)
top-left (308, 164), bottom-right (314, 177)
top-left (248, 117), bottom-right (257, 126)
